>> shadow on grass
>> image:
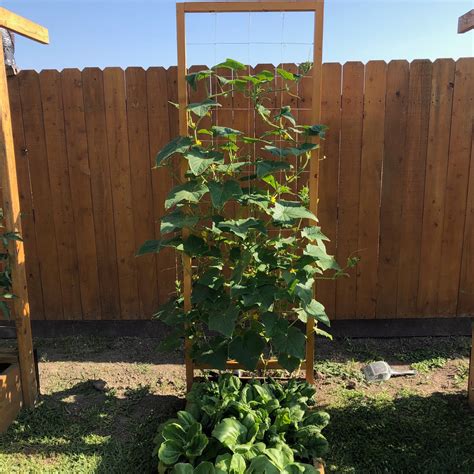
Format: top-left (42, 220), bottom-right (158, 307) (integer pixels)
top-left (0, 381), bottom-right (184, 473)
top-left (324, 390), bottom-right (474, 473)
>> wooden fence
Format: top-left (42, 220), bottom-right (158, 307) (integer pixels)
top-left (5, 58), bottom-right (473, 321)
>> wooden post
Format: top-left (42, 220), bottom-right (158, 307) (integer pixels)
top-left (0, 8), bottom-right (49, 408)
top-left (458, 9), bottom-right (474, 34)
top-left (176, 1), bottom-right (325, 388)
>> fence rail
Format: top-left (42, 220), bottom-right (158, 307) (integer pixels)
top-left (6, 58), bottom-right (473, 321)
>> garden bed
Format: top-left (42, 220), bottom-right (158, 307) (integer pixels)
top-left (0, 336), bottom-right (472, 473)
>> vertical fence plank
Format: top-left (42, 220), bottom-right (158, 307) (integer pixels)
top-left (19, 71), bottom-right (63, 320)
top-left (417, 59), bottom-right (455, 315)
top-left (437, 58), bottom-right (474, 315)
top-left (458, 130), bottom-right (474, 316)
top-left (7, 74), bottom-right (45, 320)
top-left (61, 68), bottom-right (101, 320)
top-left (335, 62), bottom-right (364, 319)
top-left (376, 60), bottom-right (409, 318)
top-left (396, 60), bottom-right (432, 317)
top-left (146, 67), bottom-right (175, 307)
top-left (82, 68), bottom-right (121, 320)
top-left (356, 61), bottom-right (387, 319)
top-left (318, 63), bottom-right (341, 319)
top-left (103, 67), bottom-right (140, 319)
top-left (126, 67), bottom-right (158, 319)
top-left (39, 70), bottom-right (82, 320)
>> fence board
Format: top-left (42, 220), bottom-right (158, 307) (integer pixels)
top-left (103, 67), bottom-right (140, 319)
top-left (39, 70), bottom-right (82, 320)
top-left (7, 75), bottom-right (44, 320)
top-left (437, 58), bottom-right (474, 315)
top-left (376, 60), bottom-right (409, 318)
top-left (356, 61), bottom-right (386, 319)
top-left (61, 69), bottom-right (102, 320)
top-left (82, 68), bottom-right (121, 320)
top-left (18, 71), bottom-right (63, 320)
top-left (318, 63), bottom-right (341, 319)
top-left (417, 59), bottom-right (456, 316)
top-left (146, 67), bottom-right (175, 306)
top-left (126, 67), bottom-right (158, 319)
top-left (396, 60), bottom-right (432, 317)
top-left (335, 62), bottom-right (364, 319)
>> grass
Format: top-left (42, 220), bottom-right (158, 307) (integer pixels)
top-left (0, 336), bottom-right (472, 473)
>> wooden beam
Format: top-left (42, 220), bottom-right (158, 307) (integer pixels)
top-left (0, 45), bottom-right (38, 407)
top-left (194, 359), bottom-right (308, 370)
top-left (0, 7), bottom-right (49, 44)
top-left (183, 2), bottom-right (323, 13)
top-left (458, 9), bottom-right (474, 34)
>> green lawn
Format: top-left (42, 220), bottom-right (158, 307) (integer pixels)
top-left (0, 336), bottom-right (472, 473)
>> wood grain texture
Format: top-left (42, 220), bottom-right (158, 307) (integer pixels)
top-left (82, 68), bottom-right (121, 320)
top-left (126, 67), bottom-right (158, 319)
top-left (39, 70), bottom-right (82, 320)
top-left (396, 60), bottom-right (432, 317)
top-left (19, 70), bottom-right (63, 320)
top-left (336, 62), bottom-right (364, 319)
top-left (437, 58), bottom-right (473, 315)
top-left (103, 67), bottom-right (140, 319)
top-left (61, 69), bottom-right (101, 320)
top-left (417, 59), bottom-right (455, 316)
top-left (317, 63), bottom-right (341, 319)
top-left (376, 60), bottom-right (409, 318)
top-left (356, 61), bottom-right (387, 319)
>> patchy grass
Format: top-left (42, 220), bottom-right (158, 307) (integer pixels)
top-left (0, 336), bottom-right (472, 473)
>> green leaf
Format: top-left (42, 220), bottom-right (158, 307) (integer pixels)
top-left (195, 462), bottom-right (216, 474)
top-left (172, 463), bottom-right (194, 474)
top-left (277, 68), bottom-right (298, 81)
top-left (301, 226), bottom-right (329, 241)
top-left (271, 201), bottom-right (317, 224)
top-left (275, 106), bottom-right (296, 126)
top-left (256, 160), bottom-right (292, 178)
top-left (218, 218), bottom-right (266, 239)
top-left (208, 306), bottom-right (239, 337)
top-left (187, 99), bottom-right (221, 118)
top-left (186, 69), bottom-right (213, 90)
top-left (277, 353), bottom-right (301, 372)
top-left (303, 244), bottom-right (340, 271)
top-left (229, 332), bottom-right (265, 370)
top-left (272, 326), bottom-right (306, 360)
top-left (156, 136), bottom-right (193, 167)
top-left (183, 235), bottom-right (208, 257)
top-left (137, 237), bottom-right (182, 256)
top-left (195, 339), bottom-right (228, 370)
top-left (165, 181), bottom-right (208, 209)
top-left (298, 299), bottom-right (330, 327)
top-left (263, 143), bottom-right (318, 158)
top-left (211, 126), bottom-right (243, 137)
top-left (212, 418), bottom-right (247, 449)
top-left (282, 463), bottom-right (318, 474)
top-left (160, 210), bottom-right (199, 234)
top-left (208, 180), bottom-right (243, 209)
top-left (184, 148), bottom-right (224, 176)
top-left (213, 58), bottom-right (246, 71)
top-left (215, 453), bottom-right (247, 474)
top-left (265, 447), bottom-right (294, 470)
top-left (315, 326), bottom-right (333, 340)
top-left (299, 124), bottom-right (328, 137)
top-left (246, 455), bottom-right (279, 474)
top-left (158, 439), bottom-right (183, 465)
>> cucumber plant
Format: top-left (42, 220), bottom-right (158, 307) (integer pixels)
top-left (139, 59), bottom-right (351, 371)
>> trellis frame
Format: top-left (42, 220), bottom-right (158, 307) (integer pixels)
top-left (176, 0), bottom-right (325, 391)
top-left (0, 8), bottom-right (49, 412)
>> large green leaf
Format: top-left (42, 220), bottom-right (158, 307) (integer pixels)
top-left (195, 339), bottom-right (228, 370)
top-left (172, 464), bottom-right (194, 474)
top-left (301, 226), bottom-right (329, 241)
top-left (160, 210), bottom-right (199, 234)
top-left (208, 180), bottom-right (243, 209)
top-left (212, 418), bottom-right (247, 449)
top-left (298, 299), bottom-right (330, 327)
top-left (195, 462), bottom-right (217, 474)
top-left (263, 143), bottom-right (318, 158)
top-left (265, 447), bottom-right (294, 470)
top-left (158, 439), bottom-right (183, 465)
top-left (186, 69), bottom-right (213, 90)
top-left (276, 68), bottom-right (298, 81)
top-left (256, 160), bottom-right (291, 178)
top-left (208, 306), bottom-right (239, 337)
top-left (185, 148), bottom-right (224, 176)
top-left (303, 244), bottom-right (340, 271)
top-left (187, 99), bottom-right (221, 118)
top-left (211, 126), bottom-right (243, 137)
top-left (275, 106), bottom-right (296, 126)
top-left (246, 455), bottom-right (279, 474)
top-left (213, 58), bottom-right (246, 71)
top-left (228, 332), bottom-right (265, 370)
top-left (272, 326), bottom-right (306, 360)
top-left (271, 201), bottom-right (317, 224)
top-left (156, 136), bottom-right (193, 166)
top-left (282, 464), bottom-right (318, 474)
top-left (218, 218), bottom-right (266, 239)
top-left (215, 453), bottom-right (246, 474)
top-left (165, 181), bottom-right (208, 209)
top-left (137, 237), bottom-right (182, 256)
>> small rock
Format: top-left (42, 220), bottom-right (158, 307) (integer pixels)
top-left (92, 379), bottom-right (108, 392)
top-left (346, 380), bottom-right (357, 390)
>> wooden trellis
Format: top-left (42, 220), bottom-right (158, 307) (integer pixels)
top-left (0, 8), bottom-right (48, 428)
top-left (176, 0), bottom-right (325, 391)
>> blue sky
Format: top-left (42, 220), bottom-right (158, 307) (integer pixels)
top-left (3, 0), bottom-right (473, 71)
